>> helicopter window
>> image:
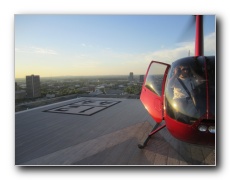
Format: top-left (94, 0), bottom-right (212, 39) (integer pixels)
top-left (165, 58), bottom-right (207, 124)
top-left (207, 57), bottom-right (215, 116)
top-left (144, 62), bottom-right (167, 96)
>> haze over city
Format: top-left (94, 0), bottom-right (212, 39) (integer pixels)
top-left (15, 15), bottom-right (215, 78)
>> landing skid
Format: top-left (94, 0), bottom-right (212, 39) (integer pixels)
top-left (138, 123), bottom-right (166, 149)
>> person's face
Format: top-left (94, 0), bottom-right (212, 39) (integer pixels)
top-left (180, 66), bottom-right (189, 77)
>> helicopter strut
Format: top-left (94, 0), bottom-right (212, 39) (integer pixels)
top-left (138, 123), bottom-right (166, 149)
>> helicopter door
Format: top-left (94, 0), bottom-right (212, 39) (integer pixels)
top-left (140, 61), bottom-right (170, 123)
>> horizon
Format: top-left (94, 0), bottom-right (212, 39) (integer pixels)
top-left (15, 74), bottom-right (146, 84)
top-left (15, 74), bottom-right (143, 79)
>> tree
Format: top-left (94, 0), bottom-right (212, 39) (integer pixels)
top-left (125, 85), bottom-right (141, 94)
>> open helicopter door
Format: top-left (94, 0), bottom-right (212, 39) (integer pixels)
top-left (140, 61), bottom-right (170, 123)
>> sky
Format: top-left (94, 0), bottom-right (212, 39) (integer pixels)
top-left (15, 15), bottom-right (216, 78)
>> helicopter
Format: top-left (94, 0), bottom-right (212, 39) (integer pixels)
top-left (138, 15), bottom-right (215, 148)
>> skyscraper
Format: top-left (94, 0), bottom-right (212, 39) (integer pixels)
top-left (26, 75), bottom-right (41, 98)
top-left (129, 72), bottom-right (134, 82)
top-left (139, 75), bottom-right (144, 83)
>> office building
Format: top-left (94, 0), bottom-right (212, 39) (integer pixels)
top-left (26, 74), bottom-right (41, 98)
top-left (139, 75), bottom-right (144, 83)
top-left (128, 72), bottom-right (134, 82)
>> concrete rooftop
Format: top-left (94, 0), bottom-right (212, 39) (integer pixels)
top-left (15, 97), bottom-right (215, 166)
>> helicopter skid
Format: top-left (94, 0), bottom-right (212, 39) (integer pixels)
top-left (138, 123), bottom-right (166, 149)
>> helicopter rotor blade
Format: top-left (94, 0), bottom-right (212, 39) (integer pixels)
top-left (177, 15), bottom-right (196, 43)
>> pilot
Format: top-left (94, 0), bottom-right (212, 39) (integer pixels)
top-left (168, 64), bottom-right (204, 123)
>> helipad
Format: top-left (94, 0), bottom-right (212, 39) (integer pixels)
top-left (15, 97), bottom-right (215, 165)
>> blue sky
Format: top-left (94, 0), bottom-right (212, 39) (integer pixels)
top-left (15, 15), bottom-right (215, 78)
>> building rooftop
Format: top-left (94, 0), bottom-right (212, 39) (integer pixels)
top-left (15, 97), bottom-right (215, 166)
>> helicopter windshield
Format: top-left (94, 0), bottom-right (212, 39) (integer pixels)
top-left (144, 63), bottom-right (165, 96)
top-left (165, 56), bottom-right (215, 125)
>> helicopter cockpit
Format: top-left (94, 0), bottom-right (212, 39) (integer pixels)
top-left (140, 55), bottom-right (215, 145)
top-left (164, 56), bottom-right (215, 125)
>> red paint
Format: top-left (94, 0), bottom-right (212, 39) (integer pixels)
top-left (140, 61), bottom-right (170, 123)
top-left (165, 114), bottom-right (215, 146)
top-left (195, 15), bottom-right (204, 56)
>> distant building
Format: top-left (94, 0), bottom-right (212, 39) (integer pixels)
top-left (129, 72), bottom-right (134, 82)
top-left (139, 75), bottom-right (144, 83)
top-left (106, 89), bottom-right (123, 96)
top-left (89, 85), bottom-right (107, 95)
top-left (118, 85), bottom-right (125, 89)
top-left (46, 94), bottom-right (55, 98)
top-left (89, 89), bottom-right (103, 95)
top-left (15, 90), bottom-right (26, 100)
top-left (26, 74), bottom-right (41, 98)
top-left (15, 82), bottom-right (19, 91)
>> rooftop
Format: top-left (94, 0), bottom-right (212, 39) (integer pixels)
top-left (15, 97), bottom-right (215, 165)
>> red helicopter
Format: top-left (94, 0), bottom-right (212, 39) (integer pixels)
top-left (138, 15), bottom-right (215, 148)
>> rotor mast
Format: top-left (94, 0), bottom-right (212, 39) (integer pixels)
top-left (195, 15), bottom-right (204, 56)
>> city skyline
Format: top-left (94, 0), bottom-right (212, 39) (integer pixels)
top-left (15, 15), bottom-right (216, 78)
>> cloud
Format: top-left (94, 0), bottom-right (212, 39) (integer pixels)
top-left (204, 32), bottom-right (216, 54)
top-left (112, 32), bottom-right (216, 74)
top-left (143, 32), bottom-right (216, 64)
top-left (32, 47), bottom-right (57, 55)
top-left (145, 45), bottom-right (193, 64)
top-left (15, 46), bottom-right (58, 55)
top-left (81, 43), bottom-right (93, 48)
top-left (72, 32), bottom-right (215, 75)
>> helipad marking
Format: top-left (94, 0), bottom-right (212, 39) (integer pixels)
top-left (44, 99), bottom-right (121, 116)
